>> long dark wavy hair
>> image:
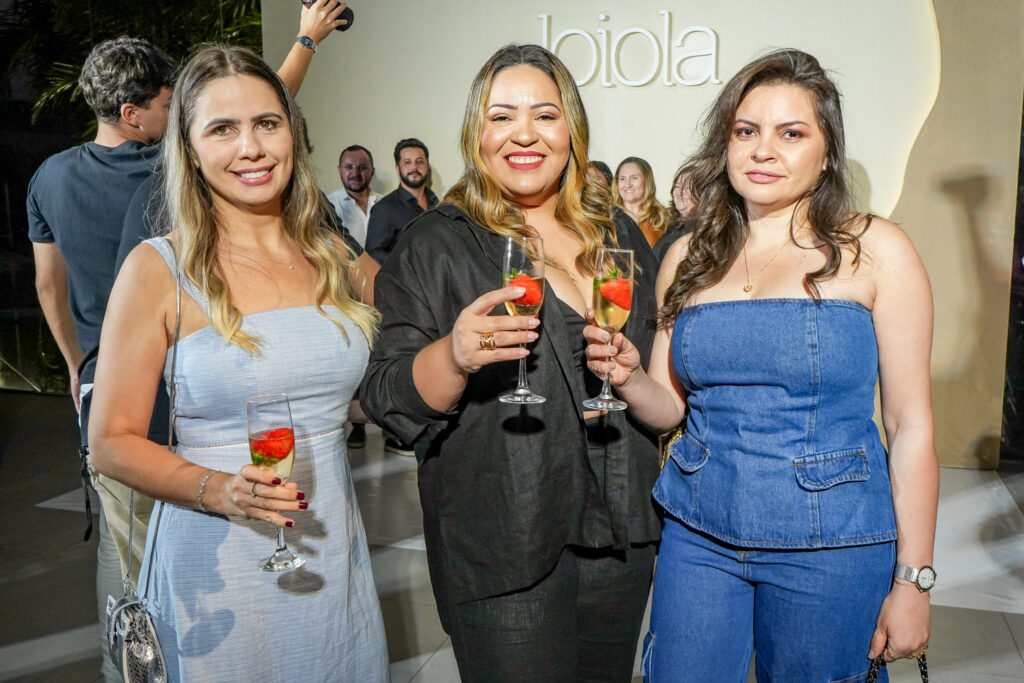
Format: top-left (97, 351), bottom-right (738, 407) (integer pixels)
top-left (659, 49), bottom-right (870, 326)
top-left (445, 44), bottom-right (615, 275)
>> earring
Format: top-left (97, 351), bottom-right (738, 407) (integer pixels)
top-left (822, 160), bottom-right (828, 172)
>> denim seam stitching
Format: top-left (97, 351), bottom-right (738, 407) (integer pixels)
top-left (654, 505), bottom-right (898, 548)
top-left (792, 450), bottom-right (868, 464)
top-left (681, 297), bottom-right (871, 314)
top-left (806, 304), bottom-right (822, 543)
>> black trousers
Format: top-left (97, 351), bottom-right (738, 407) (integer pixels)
top-left (446, 543), bottom-right (657, 682)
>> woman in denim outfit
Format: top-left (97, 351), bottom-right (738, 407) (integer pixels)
top-left (585, 49), bottom-right (937, 681)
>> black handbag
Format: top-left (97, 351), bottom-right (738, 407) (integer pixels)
top-left (104, 258), bottom-right (182, 683)
top-left (866, 652), bottom-right (928, 682)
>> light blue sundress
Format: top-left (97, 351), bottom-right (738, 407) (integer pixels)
top-left (139, 237), bottom-right (389, 682)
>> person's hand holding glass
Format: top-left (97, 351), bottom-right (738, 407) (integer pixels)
top-left (440, 236), bottom-right (543, 391)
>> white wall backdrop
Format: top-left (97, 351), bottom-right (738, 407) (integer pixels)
top-left (263, 0), bottom-right (938, 217)
top-left (262, 0), bottom-right (1024, 469)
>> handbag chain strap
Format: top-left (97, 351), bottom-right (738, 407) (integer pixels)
top-left (122, 245), bottom-right (182, 599)
top-left (866, 652), bottom-right (928, 682)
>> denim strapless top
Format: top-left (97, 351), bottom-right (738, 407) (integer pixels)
top-left (653, 299), bottom-right (897, 549)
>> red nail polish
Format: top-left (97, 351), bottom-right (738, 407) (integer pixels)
top-left (296, 491), bottom-right (306, 500)
top-left (272, 478), bottom-right (282, 485)
top-left (299, 502), bottom-right (308, 510)
top-left (285, 520), bottom-right (294, 528)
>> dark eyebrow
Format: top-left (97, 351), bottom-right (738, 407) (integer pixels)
top-left (201, 112), bottom-right (283, 131)
top-left (733, 118), bottom-right (811, 129)
top-left (202, 117), bottom-right (239, 131)
top-left (486, 102), bottom-right (562, 111)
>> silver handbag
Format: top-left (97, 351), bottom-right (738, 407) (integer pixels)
top-left (105, 259), bottom-right (182, 683)
top-left (106, 581), bottom-right (167, 683)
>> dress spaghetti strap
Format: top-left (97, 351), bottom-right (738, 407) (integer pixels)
top-left (143, 237), bottom-right (210, 316)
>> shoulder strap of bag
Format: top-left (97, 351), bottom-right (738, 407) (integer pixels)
top-left (122, 244), bottom-right (181, 598)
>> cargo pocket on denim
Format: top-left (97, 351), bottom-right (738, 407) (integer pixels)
top-left (793, 447), bottom-right (869, 491)
top-left (641, 631), bottom-right (655, 680)
top-left (668, 431), bottom-right (710, 473)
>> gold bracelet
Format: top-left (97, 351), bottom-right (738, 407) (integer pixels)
top-left (196, 469), bottom-right (217, 512)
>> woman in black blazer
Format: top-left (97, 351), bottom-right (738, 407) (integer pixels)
top-left (361, 44), bottom-right (661, 682)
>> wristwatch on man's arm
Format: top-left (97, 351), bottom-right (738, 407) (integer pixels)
top-left (894, 563), bottom-right (937, 592)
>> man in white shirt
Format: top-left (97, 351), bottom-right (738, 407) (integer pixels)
top-left (326, 144), bottom-right (380, 247)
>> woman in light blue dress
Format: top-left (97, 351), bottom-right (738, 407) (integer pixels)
top-left (585, 49), bottom-right (937, 681)
top-left (90, 46), bottom-right (388, 682)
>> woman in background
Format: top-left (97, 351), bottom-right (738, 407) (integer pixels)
top-left (362, 44), bottom-right (661, 682)
top-left (89, 46), bottom-right (387, 681)
top-left (613, 156), bottom-right (668, 248)
top-left (587, 49), bottom-right (936, 681)
top-left (653, 164), bottom-right (696, 263)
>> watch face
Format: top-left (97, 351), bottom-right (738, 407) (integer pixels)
top-left (918, 566), bottom-right (936, 590)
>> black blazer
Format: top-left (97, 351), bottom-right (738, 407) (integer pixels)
top-left (361, 203), bottom-right (662, 616)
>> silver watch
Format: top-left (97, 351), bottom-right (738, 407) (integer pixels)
top-left (296, 35), bottom-right (317, 53)
top-left (894, 563), bottom-right (936, 592)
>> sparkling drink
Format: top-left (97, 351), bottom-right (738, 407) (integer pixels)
top-left (245, 392), bottom-right (304, 572)
top-left (593, 285), bottom-right (631, 332)
top-left (583, 249), bottom-right (634, 412)
top-left (499, 237), bottom-right (546, 404)
top-left (504, 276), bottom-right (546, 317)
top-left (249, 427), bottom-right (295, 480)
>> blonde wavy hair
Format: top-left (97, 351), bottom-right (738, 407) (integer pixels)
top-left (613, 156), bottom-right (668, 234)
top-left (445, 44), bottom-right (615, 275)
top-left (157, 45), bottom-right (377, 353)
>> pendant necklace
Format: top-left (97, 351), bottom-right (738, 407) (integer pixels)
top-left (741, 238), bottom-right (790, 293)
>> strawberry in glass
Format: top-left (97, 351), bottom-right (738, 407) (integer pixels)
top-left (249, 427), bottom-right (295, 480)
top-left (594, 266), bottom-right (632, 334)
top-left (505, 270), bottom-right (546, 317)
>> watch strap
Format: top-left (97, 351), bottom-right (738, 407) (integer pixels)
top-left (894, 563), bottom-right (919, 583)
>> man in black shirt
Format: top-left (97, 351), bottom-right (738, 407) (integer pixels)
top-left (364, 137), bottom-right (439, 266)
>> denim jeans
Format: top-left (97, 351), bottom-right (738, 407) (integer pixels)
top-left (446, 543), bottom-right (656, 682)
top-left (643, 517), bottom-right (894, 683)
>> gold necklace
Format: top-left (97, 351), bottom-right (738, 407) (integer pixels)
top-left (741, 238), bottom-right (790, 293)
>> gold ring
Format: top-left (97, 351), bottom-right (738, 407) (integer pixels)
top-left (250, 482), bottom-right (258, 498)
top-left (914, 645), bottom-right (928, 658)
top-left (478, 332), bottom-right (496, 350)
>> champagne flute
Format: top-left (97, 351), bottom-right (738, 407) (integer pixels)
top-left (246, 393), bottom-right (305, 572)
top-left (499, 236), bottom-right (546, 404)
top-left (583, 248), bottom-right (634, 412)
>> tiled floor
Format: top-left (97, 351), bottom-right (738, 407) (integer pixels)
top-left (1, 391), bottom-right (1023, 682)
